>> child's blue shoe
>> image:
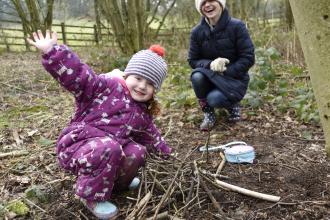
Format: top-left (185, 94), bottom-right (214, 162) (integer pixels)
top-left (81, 199), bottom-right (118, 219)
top-left (128, 177), bottom-right (140, 190)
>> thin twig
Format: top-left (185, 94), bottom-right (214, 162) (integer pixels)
top-left (215, 152), bottom-right (226, 175)
top-left (183, 178), bottom-right (195, 217)
top-left (192, 161), bottom-right (201, 208)
top-left (193, 162), bottom-right (225, 216)
top-left (146, 211), bottom-right (168, 220)
top-left (199, 168), bottom-right (229, 179)
top-left (20, 196), bottom-right (46, 213)
top-left (163, 116), bottom-right (172, 138)
top-left (205, 129), bottom-right (211, 163)
top-left (46, 176), bottom-right (71, 184)
top-left (0, 82), bottom-right (40, 96)
top-left (126, 192), bottom-right (152, 220)
top-left (78, 210), bottom-right (89, 220)
top-left (0, 150), bottom-right (29, 159)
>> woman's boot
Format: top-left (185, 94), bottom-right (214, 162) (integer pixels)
top-left (199, 99), bottom-right (216, 131)
top-left (227, 104), bottom-right (240, 122)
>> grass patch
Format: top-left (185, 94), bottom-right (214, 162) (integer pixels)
top-left (0, 105), bottom-right (49, 129)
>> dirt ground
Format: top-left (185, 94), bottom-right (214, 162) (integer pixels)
top-left (0, 52), bottom-right (329, 219)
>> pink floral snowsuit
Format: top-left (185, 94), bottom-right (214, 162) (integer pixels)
top-left (41, 45), bottom-right (171, 202)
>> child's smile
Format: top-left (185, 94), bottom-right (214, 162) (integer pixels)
top-left (125, 75), bottom-right (155, 102)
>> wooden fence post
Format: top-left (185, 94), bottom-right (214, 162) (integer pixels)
top-left (61, 22), bottom-right (67, 44)
top-left (94, 24), bottom-right (99, 45)
top-left (4, 36), bottom-right (10, 52)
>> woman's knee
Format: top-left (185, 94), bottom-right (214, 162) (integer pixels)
top-left (191, 72), bottom-right (207, 85)
top-left (207, 90), bottom-right (231, 108)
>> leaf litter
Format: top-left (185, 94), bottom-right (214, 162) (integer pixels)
top-left (0, 52), bottom-right (329, 219)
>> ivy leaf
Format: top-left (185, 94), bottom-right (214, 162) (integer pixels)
top-left (38, 136), bottom-right (55, 147)
top-left (266, 47), bottom-right (281, 60)
top-left (290, 66), bottom-right (304, 76)
top-left (25, 185), bottom-right (49, 204)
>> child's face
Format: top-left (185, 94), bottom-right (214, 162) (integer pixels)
top-left (201, 0), bottom-right (222, 20)
top-left (125, 75), bottom-right (155, 102)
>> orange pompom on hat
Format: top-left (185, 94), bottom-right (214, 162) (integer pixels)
top-left (124, 44), bottom-right (167, 91)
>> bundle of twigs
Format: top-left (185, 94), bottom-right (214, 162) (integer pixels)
top-left (123, 145), bottom-right (280, 220)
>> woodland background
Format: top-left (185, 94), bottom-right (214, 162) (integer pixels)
top-left (0, 0), bottom-right (329, 219)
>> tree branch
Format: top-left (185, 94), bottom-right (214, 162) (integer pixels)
top-left (154, 0), bottom-right (177, 38)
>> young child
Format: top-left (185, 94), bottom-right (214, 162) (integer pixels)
top-left (27, 30), bottom-right (171, 219)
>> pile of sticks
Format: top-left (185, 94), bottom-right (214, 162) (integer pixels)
top-left (123, 148), bottom-right (280, 220)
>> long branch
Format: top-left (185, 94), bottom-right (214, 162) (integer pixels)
top-left (146, 0), bottom-right (162, 28)
top-left (215, 179), bottom-right (281, 202)
top-left (154, 0), bottom-right (177, 37)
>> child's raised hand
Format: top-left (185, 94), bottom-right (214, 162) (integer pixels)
top-left (27, 30), bottom-right (58, 54)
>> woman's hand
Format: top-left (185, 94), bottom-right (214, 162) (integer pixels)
top-left (210, 57), bottom-right (230, 73)
top-left (27, 30), bottom-right (58, 54)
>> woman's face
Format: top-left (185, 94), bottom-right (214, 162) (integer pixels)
top-left (201, 0), bottom-right (222, 22)
top-left (125, 75), bottom-right (155, 102)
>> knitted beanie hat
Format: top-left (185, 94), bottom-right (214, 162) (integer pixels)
top-left (195, 0), bottom-right (226, 14)
top-left (124, 45), bottom-right (167, 92)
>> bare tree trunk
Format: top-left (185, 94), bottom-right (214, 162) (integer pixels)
top-left (44, 0), bottom-right (54, 30)
top-left (11, 0), bottom-right (54, 35)
top-left (100, 0), bottom-right (175, 55)
top-left (262, 0), bottom-right (270, 27)
top-left (285, 0), bottom-right (293, 29)
top-left (240, 0), bottom-right (247, 21)
top-left (135, 0), bottom-right (145, 50)
top-left (146, 0), bottom-right (161, 29)
top-left (11, 0), bottom-right (31, 33)
top-left (94, 0), bottom-right (102, 41)
top-left (154, 0), bottom-right (177, 37)
top-left (146, 0), bottom-right (151, 12)
top-left (121, 0), bottom-right (128, 31)
top-left (289, 0), bottom-right (330, 156)
top-left (229, 0), bottom-right (238, 18)
top-left (26, 0), bottom-right (40, 30)
top-left (101, 0), bottom-right (127, 53)
top-left (127, 0), bottom-right (138, 52)
top-left (255, 0), bottom-right (260, 18)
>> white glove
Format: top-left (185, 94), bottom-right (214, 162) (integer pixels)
top-left (27, 30), bottom-right (58, 54)
top-left (210, 57), bottom-right (230, 73)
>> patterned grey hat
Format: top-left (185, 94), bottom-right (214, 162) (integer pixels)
top-left (124, 45), bottom-right (167, 92)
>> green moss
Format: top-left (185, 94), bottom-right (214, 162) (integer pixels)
top-left (6, 200), bottom-right (29, 216)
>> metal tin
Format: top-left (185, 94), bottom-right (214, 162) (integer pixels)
top-left (224, 145), bottom-right (255, 163)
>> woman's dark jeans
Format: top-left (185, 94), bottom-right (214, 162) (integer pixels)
top-left (191, 71), bottom-right (233, 108)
